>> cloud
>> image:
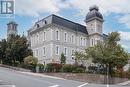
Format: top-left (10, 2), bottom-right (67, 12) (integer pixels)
top-left (119, 31), bottom-right (130, 51)
top-left (119, 31), bottom-right (130, 41)
top-left (15, 0), bottom-right (130, 28)
top-left (118, 14), bottom-right (130, 28)
top-left (68, 0), bottom-right (130, 15)
top-left (68, 0), bottom-right (130, 28)
top-left (15, 0), bottom-right (70, 17)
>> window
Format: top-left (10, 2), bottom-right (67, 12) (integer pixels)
top-left (64, 33), bottom-right (67, 42)
top-left (56, 31), bottom-right (59, 40)
top-left (92, 39), bottom-right (94, 46)
top-left (36, 24), bottom-right (39, 28)
top-left (84, 38), bottom-right (85, 46)
top-left (72, 35), bottom-right (74, 43)
top-left (36, 49), bottom-right (38, 57)
top-left (81, 37), bottom-right (82, 46)
top-left (71, 50), bottom-right (74, 55)
top-left (64, 47), bottom-right (67, 56)
top-left (43, 32), bottom-right (46, 41)
top-left (44, 20), bottom-right (47, 24)
top-left (43, 47), bottom-right (45, 56)
top-left (56, 46), bottom-right (59, 55)
top-left (37, 34), bottom-right (39, 44)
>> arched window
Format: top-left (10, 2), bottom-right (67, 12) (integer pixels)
top-left (72, 35), bottom-right (74, 43)
top-left (43, 32), bottom-right (46, 41)
top-left (56, 46), bottom-right (59, 55)
top-left (92, 39), bottom-right (94, 46)
top-left (56, 30), bottom-right (59, 40)
top-left (64, 33), bottom-right (67, 42)
top-left (81, 37), bottom-right (82, 46)
top-left (64, 47), bottom-right (67, 56)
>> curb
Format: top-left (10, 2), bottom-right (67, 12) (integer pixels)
top-left (0, 64), bottom-right (31, 72)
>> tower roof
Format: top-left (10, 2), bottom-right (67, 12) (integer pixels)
top-left (7, 21), bottom-right (18, 25)
top-left (85, 5), bottom-right (103, 22)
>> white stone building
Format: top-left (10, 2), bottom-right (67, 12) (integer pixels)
top-left (28, 6), bottom-right (107, 64)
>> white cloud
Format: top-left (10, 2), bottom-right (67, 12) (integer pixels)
top-left (118, 14), bottom-right (130, 28)
top-left (119, 31), bottom-right (130, 51)
top-left (68, 0), bottom-right (130, 28)
top-left (15, 0), bottom-right (70, 17)
top-left (68, 0), bottom-right (130, 16)
top-left (15, 0), bottom-right (130, 28)
top-left (119, 31), bottom-right (130, 41)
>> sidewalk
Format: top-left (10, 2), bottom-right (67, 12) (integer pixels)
top-left (117, 80), bottom-right (130, 86)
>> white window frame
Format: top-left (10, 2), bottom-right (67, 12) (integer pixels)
top-left (64, 32), bottom-right (67, 42)
top-left (71, 49), bottom-right (74, 56)
top-left (64, 47), bottom-right (67, 56)
top-left (43, 31), bottom-right (46, 41)
top-left (43, 47), bottom-right (45, 56)
top-left (56, 45), bottom-right (60, 55)
top-left (56, 30), bottom-right (59, 40)
top-left (71, 35), bottom-right (74, 43)
top-left (81, 37), bottom-right (82, 46)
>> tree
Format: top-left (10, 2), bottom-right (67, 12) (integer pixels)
top-left (60, 53), bottom-right (66, 65)
top-left (86, 32), bottom-right (129, 79)
top-left (73, 51), bottom-right (87, 65)
top-left (0, 39), bottom-right (7, 64)
top-left (24, 56), bottom-right (38, 66)
top-left (0, 34), bottom-right (33, 65)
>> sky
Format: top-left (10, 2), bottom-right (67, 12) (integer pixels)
top-left (0, 0), bottom-right (130, 52)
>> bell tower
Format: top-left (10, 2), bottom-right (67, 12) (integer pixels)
top-left (7, 21), bottom-right (18, 38)
top-left (85, 5), bottom-right (104, 46)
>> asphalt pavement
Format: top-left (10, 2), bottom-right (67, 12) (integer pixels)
top-left (0, 66), bottom-right (130, 87)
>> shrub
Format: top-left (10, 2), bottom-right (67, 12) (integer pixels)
top-left (72, 64), bottom-right (86, 73)
top-left (62, 64), bottom-right (73, 72)
top-left (46, 63), bottom-right (62, 72)
top-left (72, 67), bottom-right (85, 73)
top-left (62, 64), bottom-right (86, 73)
top-left (24, 56), bottom-right (38, 72)
top-left (60, 53), bottom-right (66, 64)
top-left (113, 70), bottom-right (130, 78)
top-left (37, 63), bottom-right (44, 73)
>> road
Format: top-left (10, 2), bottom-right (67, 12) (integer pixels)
top-left (0, 66), bottom-right (129, 87)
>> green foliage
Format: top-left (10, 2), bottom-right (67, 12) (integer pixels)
top-left (23, 56), bottom-right (38, 72)
top-left (62, 64), bottom-right (86, 73)
top-left (37, 63), bottom-right (44, 73)
top-left (86, 32), bottom-right (129, 77)
top-left (62, 64), bottom-right (74, 72)
top-left (0, 34), bottom-right (33, 66)
top-left (24, 56), bottom-right (38, 66)
top-left (60, 53), bottom-right (66, 64)
top-left (45, 63), bottom-right (62, 72)
top-left (73, 51), bottom-right (87, 65)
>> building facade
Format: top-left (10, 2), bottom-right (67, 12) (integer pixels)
top-left (7, 21), bottom-right (18, 38)
top-left (28, 6), bottom-right (106, 64)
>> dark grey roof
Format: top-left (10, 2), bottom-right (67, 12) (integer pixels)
top-left (52, 14), bottom-right (88, 34)
top-left (7, 21), bottom-right (17, 25)
top-left (33, 14), bottom-right (88, 34)
top-left (85, 5), bottom-right (103, 22)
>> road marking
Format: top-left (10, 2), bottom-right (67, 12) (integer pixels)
top-left (12, 85), bottom-right (15, 87)
top-left (0, 85), bottom-right (15, 87)
top-left (49, 85), bottom-right (59, 87)
top-left (77, 83), bottom-right (88, 87)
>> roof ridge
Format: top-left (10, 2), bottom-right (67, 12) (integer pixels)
top-left (51, 14), bottom-right (86, 27)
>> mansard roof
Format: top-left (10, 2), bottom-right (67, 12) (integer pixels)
top-left (31, 14), bottom-right (88, 34)
top-left (52, 14), bottom-right (88, 34)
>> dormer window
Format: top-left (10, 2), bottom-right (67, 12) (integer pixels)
top-left (36, 24), bottom-right (40, 28)
top-left (44, 20), bottom-right (47, 24)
